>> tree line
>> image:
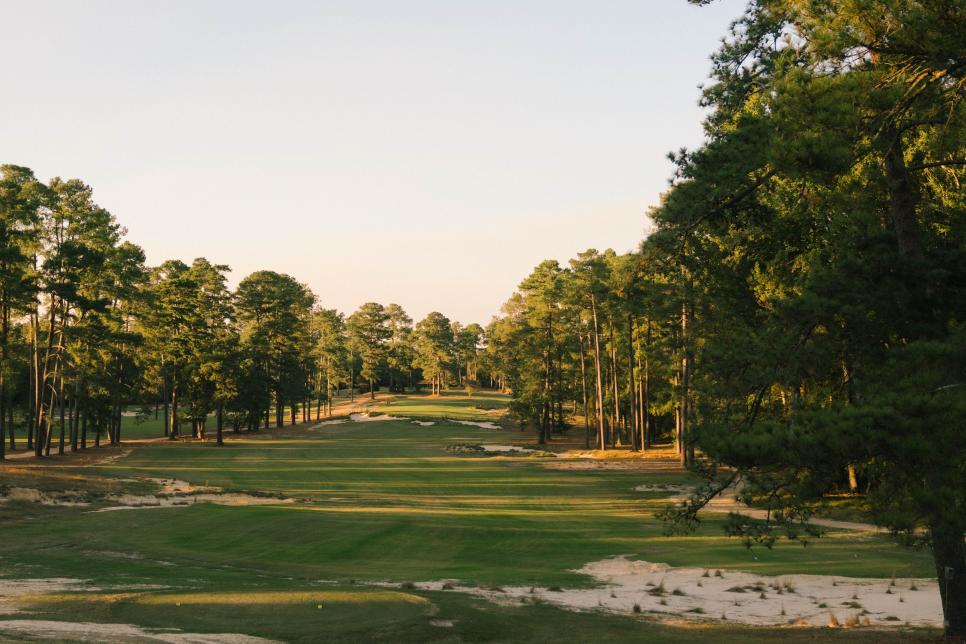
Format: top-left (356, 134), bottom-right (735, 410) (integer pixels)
top-left (491, 0), bottom-right (965, 635)
top-left (0, 167), bottom-right (489, 457)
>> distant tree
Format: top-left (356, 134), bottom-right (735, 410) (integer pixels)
top-left (235, 271), bottom-right (314, 428)
top-left (347, 303), bottom-right (390, 399)
top-left (312, 308), bottom-right (348, 416)
top-left (413, 312), bottom-right (453, 396)
top-left (0, 165), bottom-right (43, 459)
top-left (385, 303), bottom-right (414, 392)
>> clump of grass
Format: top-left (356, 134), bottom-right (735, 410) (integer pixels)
top-left (400, 581), bottom-right (416, 590)
top-left (780, 603), bottom-right (786, 616)
top-left (885, 615), bottom-right (901, 622)
top-left (485, 585), bottom-right (505, 593)
top-left (783, 581), bottom-right (796, 593)
top-left (899, 594), bottom-right (904, 603)
top-left (659, 598), bottom-right (667, 606)
top-left (687, 607), bottom-right (705, 614)
top-left (818, 602), bottom-right (828, 608)
top-left (714, 570), bottom-right (723, 578)
top-left (648, 578), bottom-right (667, 596)
top-left (885, 586), bottom-right (892, 594)
top-left (671, 588), bottom-right (687, 596)
top-left (759, 592), bottom-right (768, 600)
top-left (910, 582), bottom-right (919, 591)
top-left (610, 591), bottom-right (617, 598)
top-left (702, 570), bottom-right (710, 578)
top-left (726, 586), bottom-right (747, 593)
top-left (696, 579), bottom-right (703, 588)
top-left (547, 585), bottom-right (562, 593)
top-left (828, 613), bottom-right (840, 628)
top-left (528, 586), bottom-right (535, 594)
top-left (441, 582), bottom-right (454, 590)
top-left (632, 603), bottom-right (641, 613)
top-left (841, 601), bottom-right (863, 609)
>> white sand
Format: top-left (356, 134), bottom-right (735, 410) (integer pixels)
top-left (453, 420), bottom-right (502, 430)
top-left (411, 420), bottom-right (436, 426)
top-left (0, 620), bottom-right (279, 643)
top-left (349, 413), bottom-right (404, 422)
top-left (310, 419), bottom-right (348, 428)
top-left (96, 478), bottom-right (296, 512)
top-left (404, 556), bottom-right (941, 627)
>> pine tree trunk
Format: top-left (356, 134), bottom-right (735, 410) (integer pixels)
top-left (627, 315), bottom-right (639, 451)
top-left (579, 332), bottom-right (590, 449)
top-left (590, 295), bottom-right (606, 450)
top-left (170, 385), bottom-right (179, 439)
top-left (216, 402), bottom-right (224, 446)
top-left (883, 131), bottom-right (924, 262)
top-left (163, 379), bottom-right (169, 438)
top-left (57, 382), bottom-right (66, 455)
top-left (929, 518), bottom-right (966, 638)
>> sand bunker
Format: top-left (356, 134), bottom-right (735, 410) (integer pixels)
top-left (411, 420), bottom-right (435, 426)
top-left (453, 420), bottom-right (502, 430)
top-left (349, 413), bottom-right (403, 422)
top-left (0, 578), bottom-right (92, 616)
top-left (0, 487), bottom-right (91, 507)
top-left (95, 478), bottom-right (296, 512)
top-left (404, 556), bottom-right (941, 628)
top-left (445, 444), bottom-right (550, 456)
top-left (479, 444), bottom-right (541, 454)
top-left (0, 620), bottom-right (279, 643)
top-left (311, 419), bottom-right (348, 428)
top-left (94, 493), bottom-right (295, 512)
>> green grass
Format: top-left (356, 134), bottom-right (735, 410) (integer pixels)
top-left (373, 389), bottom-right (510, 421)
top-left (0, 393), bottom-right (940, 641)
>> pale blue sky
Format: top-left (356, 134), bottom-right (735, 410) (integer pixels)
top-left (1, 0), bottom-right (745, 323)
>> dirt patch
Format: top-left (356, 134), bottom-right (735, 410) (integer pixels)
top-left (406, 556), bottom-right (940, 627)
top-left (0, 619), bottom-right (279, 643)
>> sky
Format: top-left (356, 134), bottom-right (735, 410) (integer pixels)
top-left (1, 0), bottom-right (746, 324)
